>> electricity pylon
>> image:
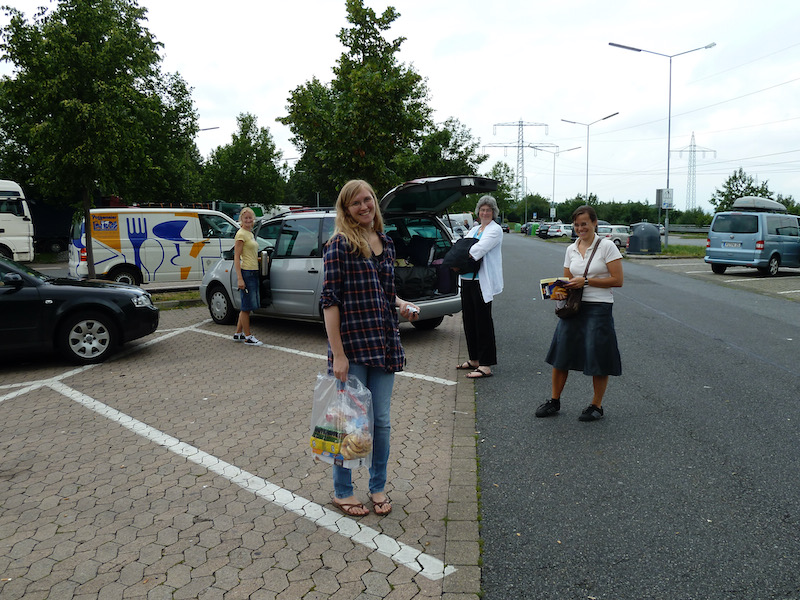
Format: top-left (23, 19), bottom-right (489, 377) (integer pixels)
top-left (674, 132), bottom-right (715, 211)
top-left (485, 120), bottom-right (549, 208)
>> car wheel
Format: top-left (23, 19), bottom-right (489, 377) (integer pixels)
top-left (0, 245), bottom-right (12, 259)
top-left (613, 239), bottom-right (622, 247)
top-left (410, 316), bottom-right (444, 330)
top-left (208, 284), bottom-right (238, 325)
top-left (58, 311), bottom-right (117, 364)
top-left (711, 264), bottom-right (727, 275)
top-left (758, 255), bottom-right (780, 277)
top-left (109, 266), bottom-right (141, 286)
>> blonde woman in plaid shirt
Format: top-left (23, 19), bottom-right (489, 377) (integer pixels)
top-left (321, 180), bottom-right (420, 517)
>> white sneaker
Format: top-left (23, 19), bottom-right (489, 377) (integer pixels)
top-left (233, 332), bottom-right (245, 342)
top-left (244, 335), bottom-right (263, 346)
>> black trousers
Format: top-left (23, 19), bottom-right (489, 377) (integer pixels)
top-left (460, 279), bottom-right (497, 366)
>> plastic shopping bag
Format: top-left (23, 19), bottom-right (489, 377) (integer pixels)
top-left (309, 373), bottom-right (374, 469)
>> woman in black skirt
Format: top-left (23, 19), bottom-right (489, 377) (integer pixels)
top-left (537, 205), bottom-right (623, 421)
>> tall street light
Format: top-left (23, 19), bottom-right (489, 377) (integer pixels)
top-left (609, 41), bottom-right (715, 245)
top-left (535, 145), bottom-right (581, 205)
top-left (561, 112), bottom-right (619, 201)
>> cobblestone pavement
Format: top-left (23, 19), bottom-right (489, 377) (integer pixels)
top-left (0, 307), bottom-right (479, 599)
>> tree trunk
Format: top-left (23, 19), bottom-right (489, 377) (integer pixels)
top-left (82, 187), bottom-right (96, 279)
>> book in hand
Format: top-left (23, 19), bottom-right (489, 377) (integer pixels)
top-left (540, 277), bottom-right (570, 300)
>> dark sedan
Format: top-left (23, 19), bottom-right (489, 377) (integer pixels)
top-left (0, 257), bottom-right (159, 364)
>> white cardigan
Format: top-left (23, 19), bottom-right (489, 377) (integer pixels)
top-left (464, 220), bottom-right (504, 303)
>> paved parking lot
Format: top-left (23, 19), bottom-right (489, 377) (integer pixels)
top-left (627, 256), bottom-right (800, 301)
top-left (0, 307), bottom-right (480, 599)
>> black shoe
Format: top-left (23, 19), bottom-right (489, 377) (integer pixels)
top-left (535, 399), bottom-right (560, 418)
top-left (579, 404), bottom-right (604, 421)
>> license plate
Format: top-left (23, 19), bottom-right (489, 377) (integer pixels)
top-left (723, 242), bottom-right (741, 248)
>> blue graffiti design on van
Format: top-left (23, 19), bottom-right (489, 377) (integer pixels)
top-left (153, 220), bottom-right (192, 270)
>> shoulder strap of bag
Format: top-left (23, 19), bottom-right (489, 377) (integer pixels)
top-left (582, 238), bottom-right (601, 278)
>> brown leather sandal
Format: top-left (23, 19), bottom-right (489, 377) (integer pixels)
top-left (368, 493), bottom-right (392, 515)
top-left (331, 499), bottom-right (368, 517)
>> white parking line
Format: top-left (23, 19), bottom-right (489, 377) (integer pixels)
top-left (1, 319), bottom-right (457, 580)
top-left (196, 325), bottom-right (458, 386)
top-left (779, 290), bottom-right (800, 295)
top-left (45, 380), bottom-right (454, 580)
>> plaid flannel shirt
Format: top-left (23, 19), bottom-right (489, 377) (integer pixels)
top-left (320, 232), bottom-right (405, 373)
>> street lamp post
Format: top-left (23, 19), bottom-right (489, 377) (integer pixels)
top-left (609, 41), bottom-right (715, 246)
top-left (535, 145), bottom-right (581, 205)
top-left (561, 112), bottom-right (619, 201)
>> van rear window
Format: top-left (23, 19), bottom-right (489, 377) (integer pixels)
top-left (712, 214), bottom-right (758, 234)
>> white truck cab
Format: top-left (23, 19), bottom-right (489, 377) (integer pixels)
top-left (0, 180), bottom-right (35, 262)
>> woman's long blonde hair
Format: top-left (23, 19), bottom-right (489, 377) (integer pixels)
top-left (332, 179), bottom-right (384, 258)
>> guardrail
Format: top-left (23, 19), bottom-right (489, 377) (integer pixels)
top-left (668, 224), bottom-right (709, 234)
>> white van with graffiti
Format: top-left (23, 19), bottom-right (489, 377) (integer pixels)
top-left (69, 207), bottom-right (239, 285)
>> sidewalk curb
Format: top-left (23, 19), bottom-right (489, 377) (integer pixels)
top-left (442, 342), bottom-right (482, 598)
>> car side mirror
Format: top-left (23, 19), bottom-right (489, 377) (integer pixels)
top-left (3, 272), bottom-right (23, 287)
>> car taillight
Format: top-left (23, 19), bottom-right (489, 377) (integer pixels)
top-left (80, 248), bottom-right (87, 262)
top-left (706, 239), bottom-right (710, 248)
top-left (756, 240), bottom-right (765, 250)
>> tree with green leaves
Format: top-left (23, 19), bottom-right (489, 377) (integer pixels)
top-left (0, 0), bottom-right (198, 275)
top-left (393, 118), bottom-right (488, 182)
top-left (203, 113), bottom-right (284, 208)
top-left (709, 168), bottom-right (773, 212)
top-left (281, 0), bottom-right (486, 200)
top-left (280, 0), bottom-right (430, 198)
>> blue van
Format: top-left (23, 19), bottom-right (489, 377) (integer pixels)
top-left (705, 196), bottom-right (800, 276)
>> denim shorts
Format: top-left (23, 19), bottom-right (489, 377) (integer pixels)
top-left (239, 270), bottom-right (260, 312)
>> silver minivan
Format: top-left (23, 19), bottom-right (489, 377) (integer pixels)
top-left (200, 176), bottom-right (498, 330)
top-left (704, 196), bottom-right (800, 276)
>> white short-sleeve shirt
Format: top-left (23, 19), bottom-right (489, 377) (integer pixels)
top-left (563, 237), bottom-right (622, 303)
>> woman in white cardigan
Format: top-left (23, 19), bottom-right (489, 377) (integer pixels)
top-left (456, 195), bottom-right (504, 378)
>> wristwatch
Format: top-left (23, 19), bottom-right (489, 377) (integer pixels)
top-left (584, 278), bottom-right (589, 287)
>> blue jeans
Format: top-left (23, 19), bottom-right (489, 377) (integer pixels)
top-left (333, 364), bottom-right (394, 499)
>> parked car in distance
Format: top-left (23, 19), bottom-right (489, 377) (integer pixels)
top-left (520, 221), bottom-right (535, 235)
top-left (0, 256), bottom-right (159, 364)
top-left (500, 222), bottom-right (510, 233)
top-left (598, 225), bottom-right (630, 248)
top-left (538, 222), bottom-right (556, 238)
top-left (200, 176), bottom-right (499, 331)
top-left (704, 196), bottom-right (800, 276)
top-left (547, 224), bottom-right (572, 238)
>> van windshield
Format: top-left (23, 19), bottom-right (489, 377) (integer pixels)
top-left (712, 214), bottom-right (758, 234)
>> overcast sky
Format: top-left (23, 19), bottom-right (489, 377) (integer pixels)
top-left (3, 0), bottom-right (799, 215)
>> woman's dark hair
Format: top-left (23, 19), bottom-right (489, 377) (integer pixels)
top-left (571, 205), bottom-right (598, 224)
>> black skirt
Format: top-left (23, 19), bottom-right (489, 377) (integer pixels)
top-left (545, 302), bottom-right (622, 376)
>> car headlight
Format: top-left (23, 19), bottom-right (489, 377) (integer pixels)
top-left (131, 294), bottom-right (154, 308)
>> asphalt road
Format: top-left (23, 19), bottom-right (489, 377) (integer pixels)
top-left (477, 234), bottom-right (800, 600)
